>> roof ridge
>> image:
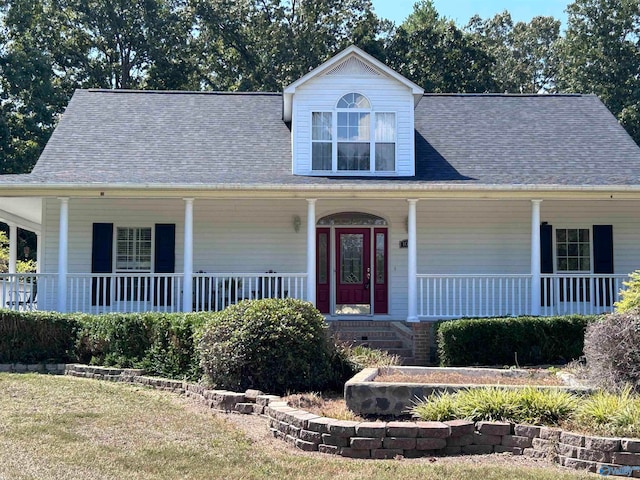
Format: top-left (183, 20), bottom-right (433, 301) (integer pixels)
top-left (85, 89), bottom-right (282, 96)
top-left (421, 93), bottom-right (586, 98)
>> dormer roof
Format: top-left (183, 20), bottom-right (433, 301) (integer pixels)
top-left (282, 45), bottom-right (424, 122)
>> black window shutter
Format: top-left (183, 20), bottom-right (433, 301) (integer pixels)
top-left (540, 224), bottom-right (553, 307)
top-left (91, 223), bottom-right (113, 306)
top-left (540, 224), bottom-right (553, 274)
top-left (593, 225), bottom-right (614, 306)
top-left (154, 224), bottom-right (175, 306)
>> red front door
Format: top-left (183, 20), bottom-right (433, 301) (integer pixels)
top-left (335, 228), bottom-right (371, 313)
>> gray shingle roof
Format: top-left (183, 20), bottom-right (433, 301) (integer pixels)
top-left (6, 89), bottom-right (640, 189)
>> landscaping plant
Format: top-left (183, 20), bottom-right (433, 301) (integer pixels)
top-left (583, 308), bottom-right (640, 393)
top-left (615, 270), bottom-right (640, 312)
top-left (197, 298), bottom-right (354, 395)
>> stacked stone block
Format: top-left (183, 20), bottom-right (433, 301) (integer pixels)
top-left (7, 363), bottom-right (639, 478)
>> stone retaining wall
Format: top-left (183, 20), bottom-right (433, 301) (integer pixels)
top-left (7, 364), bottom-right (640, 478)
top-left (0, 363), bottom-right (67, 374)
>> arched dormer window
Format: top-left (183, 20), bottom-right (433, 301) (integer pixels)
top-left (311, 92), bottom-right (396, 173)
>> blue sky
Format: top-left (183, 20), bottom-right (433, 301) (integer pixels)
top-left (371, 0), bottom-right (569, 27)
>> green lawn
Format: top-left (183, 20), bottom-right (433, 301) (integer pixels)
top-left (0, 374), bottom-right (592, 480)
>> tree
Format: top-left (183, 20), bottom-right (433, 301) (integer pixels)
top-left (386, 1), bottom-right (496, 93)
top-left (556, 0), bottom-right (640, 144)
top-left (466, 12), bottom-right (561, 93)
top-left (192, 0), bottom-right (390, 91)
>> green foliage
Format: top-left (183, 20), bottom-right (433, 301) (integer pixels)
top-left (0, 309), bottom-right (80, 363)
top-left (0, 309), bottom-right (206, 380)
top-left (583, 309), bottom-right (640, 393)
top-left (197, 298), bottom-right (353, 395)
top-left (615, 270), bottom-right (640, 313)
top-left (436, 315), bottom-right (594, 367)
top-left (411, 386), bottom-right (578, 425)
top-left (572, 388), bottom-right (640, 438)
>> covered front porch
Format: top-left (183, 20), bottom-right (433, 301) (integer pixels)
top-left (2, 193), bottom-right (637, 319)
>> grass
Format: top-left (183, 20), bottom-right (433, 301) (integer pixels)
top-left (0, 373), bottom-right (592, 480)
top-left (411, 386), bottom-right (640, 438)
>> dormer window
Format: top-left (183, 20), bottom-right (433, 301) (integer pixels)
top-left (311, 92), bottom-right (396, 173)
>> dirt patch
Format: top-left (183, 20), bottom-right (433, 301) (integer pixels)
top-left (375, 371), bottom-right (564, 386)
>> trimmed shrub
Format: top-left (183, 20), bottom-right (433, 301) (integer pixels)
top-left (197, 298), bottom-right (353, 395)
top-left (0, 309), bottom-right (80, 363)
top-left (583, 308), bottom-right (640, 393)
top-left (615, 270), bottom-right (640, 312)
top-left (77, 311), bottom-right (207, 380)
top-left (437, 315), bottom-right (594, 366)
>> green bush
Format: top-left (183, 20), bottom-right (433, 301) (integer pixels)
top-left (0, 310), bottom-right (206, 381)
top-left (0, 309), bottom-right (80, 363)
top-left (583, 308), bottom-right (640, 393)
top-left (77, 311), bottom-right (207, 380)
top-left (436, 315), bottom-right (595, 366)
top-left (197, 298), bottom-right (353, 395)
top-left (616, 270), bottom-right (640, 312)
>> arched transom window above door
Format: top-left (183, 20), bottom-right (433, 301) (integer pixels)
top-left (317, 212), bottom-right (388, 226)
top-left (311, 92), bottom-right (396, 174)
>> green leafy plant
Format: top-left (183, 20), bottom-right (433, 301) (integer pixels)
top-left (340, 344), bottom-right (401, 370)
top-left (437, 315), bottom-right (595, 366)
top-left (615, 270), bottom-right (640, 313)
top-left (197, 298), bottom-right (353, 395)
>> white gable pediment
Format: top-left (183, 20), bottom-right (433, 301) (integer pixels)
top-left (283, 45), bottom-right (423, 122)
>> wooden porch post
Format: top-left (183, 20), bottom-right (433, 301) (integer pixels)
top-left (183, 198), bottom-right (194, 312)
top-left (8, 223), bottom-right (17, 274)
top-left (407, 199), bottom-right (419, 322)
top-left (306, 199), bottom-right (317, 305)
top-left (531, 199), bottom-right (542, 316)
top-left (57, 197), bottom-right (69, 312)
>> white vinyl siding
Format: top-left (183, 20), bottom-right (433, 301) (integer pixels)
top-left (292, 70), bottom-right (415, 176)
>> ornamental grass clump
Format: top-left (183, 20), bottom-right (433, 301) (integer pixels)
top-left (411, 387), bottom-right (578, 426)
top-left (572, 388), bottom-right (640, 438)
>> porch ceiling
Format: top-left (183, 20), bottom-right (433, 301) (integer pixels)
top-left (0, 197), bottom-right (42, 232)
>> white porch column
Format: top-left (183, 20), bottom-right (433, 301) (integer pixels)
top-left (306, 199), bottom-right (317, 304)
top-left (36, 233), bottom-right (42, 274)
top-left (530, 200), bottom-right (542, 316)
top-left (57, 197), bottom-right (69, 312)
top-left (407, 199), bottom-right (419, 322)
top-left (182, 198), bottom-right (194, 312)
top-left (8, 223), bottom-right (17, 274)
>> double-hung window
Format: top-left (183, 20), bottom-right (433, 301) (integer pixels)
top-left (115, 227), bottom-right (152, 301)
top-left (556, 228), bottom-right (590, 272)
top-left (312, 92), bottom-right (396, 173)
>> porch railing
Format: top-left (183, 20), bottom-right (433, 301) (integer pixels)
top-left (192, 272), bottom-right (307, 312)
top-left (0, 273), bottom-right (56, 312)
top-left (541, 274), bottom-right (629, 316)
top-left (418, 273), bottom-right (629, 319)
top-left (418, 274), bottom-right (532, 319)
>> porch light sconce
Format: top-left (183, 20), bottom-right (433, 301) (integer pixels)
top-left (292, 215), bottom-right (301, 233)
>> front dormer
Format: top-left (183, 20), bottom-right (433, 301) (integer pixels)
top-left (284, 46), bottom-right (424, 177)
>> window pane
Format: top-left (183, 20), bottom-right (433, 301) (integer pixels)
top-left (579, 229), bottom-right (590, 242)
top-left (318, 233), bottom-right (328, 284)
top-left (568, 230), bottom-right (578, 242)
top-left (376, 233), bottom-right (385, 284)
top-left (338, 112), bottom-right (369, 141)
top-left (556, 228), bottom-right (590, 272)
top-left (116, 227), bottom-right (151, 271)
top-left (312, 112), bottom-right (332, 140)
top-left (375, 113), bottom-right (395, 142)
top-left (375, 143), bottom-right (395, 171)
top-left (312, 143), bottom-right (332, 170)
top-left (557, 229), bottom-right (567, 242)
top-left (337, 93), bottom-right (370, 109)
top-left (580, 258), bottom-right (590, 270)
top-left (338, 143), bottom-right (370, 170)
top-left (340, 234), bottom-right (363, 283)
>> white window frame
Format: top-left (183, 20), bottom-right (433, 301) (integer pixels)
top-left (554, 227), bottom-right (592, 273)
top-left (310, 92), bottom-right (397, 175)
top-left (114, 226), bottom-right (154, 273)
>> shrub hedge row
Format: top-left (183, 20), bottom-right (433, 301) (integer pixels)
top-left (0, 309), bottom-right (208, 381)
top-left (436, 315), bottom-right (596, 366)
